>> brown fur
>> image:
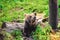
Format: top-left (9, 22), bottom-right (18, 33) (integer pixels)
top-left (24, 13), bottom-right (37, 37)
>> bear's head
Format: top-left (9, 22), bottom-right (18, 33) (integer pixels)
top-left (24, 13), bottom-right (37, 26)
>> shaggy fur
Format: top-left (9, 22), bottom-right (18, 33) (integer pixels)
top-left (24, 13), bottom-right (37, 37)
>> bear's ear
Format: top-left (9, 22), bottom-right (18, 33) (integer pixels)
top-left (24, 13), bottom-right (27, 16)
top-left (34, 13), bottom-right (36, 16)
top-left (24, 13), bottom-right (29, 16)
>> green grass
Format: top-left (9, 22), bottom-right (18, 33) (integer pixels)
top-left (32, 23), bottom-right (51, 40)
top-left (0, 0), bottom-right (60, 40)
top-left (0, 29), bottom-right (23, 40)
top-left (0, 0), bottom-right (49, 22)
top-left (58, 0), bottom-right (60, 18)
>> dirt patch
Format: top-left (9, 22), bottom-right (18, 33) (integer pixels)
top-left (50, 32), bottom-right (60, 40)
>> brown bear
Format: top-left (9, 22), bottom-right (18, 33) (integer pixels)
top-left (23, 13), bottom-right (37, 37)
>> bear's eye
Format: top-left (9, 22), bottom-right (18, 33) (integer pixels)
top-left (29, 16), bottom-right (32, 18)
top-left (34, 16), bottom-right (36, 20)
top-left (31, 16), bottom-right (36, 22)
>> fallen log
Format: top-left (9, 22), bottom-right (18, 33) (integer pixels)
top-left (1, 19), bottom-right (40, 33)
top-left (42, 18), bottom-right (60, 23)
top-left (1, 18), bottom-right (49, 33)
top-left (1, 22), bottom-right (25, 33)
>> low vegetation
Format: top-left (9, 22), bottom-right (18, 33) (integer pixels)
top-left (0, 0), bottom-right (60, 40)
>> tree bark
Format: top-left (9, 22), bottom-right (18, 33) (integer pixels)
top-left (49, 0), bottom-right (58, 29)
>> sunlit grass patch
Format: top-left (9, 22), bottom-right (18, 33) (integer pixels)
top-left (32, 23), bottom-right (51, 40)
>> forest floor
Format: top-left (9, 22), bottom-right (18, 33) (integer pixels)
top-left (50, 31), bottom-right (60, 40)
top-left (0, 7), bottom-right (60, 40)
